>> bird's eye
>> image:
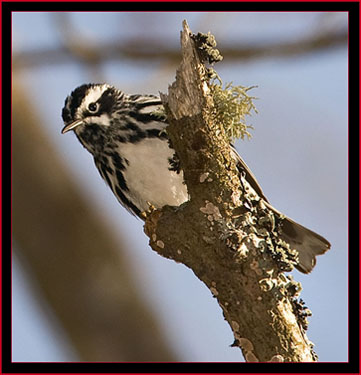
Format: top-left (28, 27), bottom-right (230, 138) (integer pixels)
top-left (88, 102), bottom-right (99, 113)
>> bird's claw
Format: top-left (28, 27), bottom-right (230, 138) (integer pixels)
top-left (141, 201), bottom-right (157, 219)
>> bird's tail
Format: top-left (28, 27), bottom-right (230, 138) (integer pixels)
top-left (263, 201), bottom-right (331, 273)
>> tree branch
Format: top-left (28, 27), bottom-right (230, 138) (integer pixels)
top-left (144, 20), bottom-right (317, 363)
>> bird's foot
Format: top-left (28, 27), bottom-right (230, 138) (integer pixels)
top-left (141, 201), bottom-right (157, 219)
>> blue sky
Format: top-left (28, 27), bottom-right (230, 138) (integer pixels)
top-left (12, 12), bottom-right (348, 362)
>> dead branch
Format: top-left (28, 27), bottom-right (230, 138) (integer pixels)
top-left (144, 20), bottom-right (317, 363)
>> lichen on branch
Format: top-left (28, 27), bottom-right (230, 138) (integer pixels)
top-left (210, 82), bottom-right (257, 141)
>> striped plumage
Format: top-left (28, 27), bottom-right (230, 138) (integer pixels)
top-left (61, 83), bottom-right (330, 273)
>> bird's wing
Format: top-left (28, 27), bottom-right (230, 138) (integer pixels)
top-left (230, 146), bottom-right (269, 202)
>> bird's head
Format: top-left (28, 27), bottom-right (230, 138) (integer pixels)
top-left (61, 83), bottom-right (124, 135)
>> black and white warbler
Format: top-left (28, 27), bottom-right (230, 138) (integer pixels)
top-left (61, 83), bottom-right (330, 273)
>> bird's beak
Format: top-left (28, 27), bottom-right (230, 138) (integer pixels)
top-left (61, 119), bottom-right (84, 134)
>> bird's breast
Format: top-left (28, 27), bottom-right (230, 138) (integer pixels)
top-left (113, 137), bottom-right (188, 212)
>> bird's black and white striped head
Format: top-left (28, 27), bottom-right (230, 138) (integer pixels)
top-left (62, 83), bottom-right (125, 133)
top-left (61, 83), bottom-right (130, 154)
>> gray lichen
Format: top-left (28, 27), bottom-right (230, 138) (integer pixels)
top-left (191, 31), bottom-right (223, 65)
top-left (231, 174), bottom-right (300, 273)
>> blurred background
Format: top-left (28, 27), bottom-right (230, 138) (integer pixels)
top-left (12, 12), bottom-right (348, 362)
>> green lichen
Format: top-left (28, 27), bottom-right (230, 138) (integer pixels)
top-left (209, 81), bottom-right (258, 142)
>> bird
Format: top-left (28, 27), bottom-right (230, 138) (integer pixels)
top-left (61, 83), bottom-right (330, 274)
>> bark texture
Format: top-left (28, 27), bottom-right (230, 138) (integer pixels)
top-left (144, 20), bottom-right (317, 363)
